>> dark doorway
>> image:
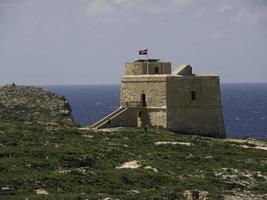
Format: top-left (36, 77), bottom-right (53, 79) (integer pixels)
top-left (141, 93), bottom-right (146, 107)
top-left (191, 91), bottom-right (196, 100)
top-left (155, 67), bottom-right (159, 74)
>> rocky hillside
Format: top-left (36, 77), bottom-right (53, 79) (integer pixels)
top-left (0, 121), bottom-right (266, 199)
top-left (0, 84), bottom-right (74, 125)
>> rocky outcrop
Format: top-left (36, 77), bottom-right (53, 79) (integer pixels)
top-left (0, 84), bottom-right (74, 125)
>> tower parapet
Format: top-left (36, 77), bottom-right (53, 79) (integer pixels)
top-left (125, 59), bottom-right (171, 75)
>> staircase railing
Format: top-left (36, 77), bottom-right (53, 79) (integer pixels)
top-left (121, 101), bottom-right (144, 107)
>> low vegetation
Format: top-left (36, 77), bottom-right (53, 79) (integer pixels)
top-left (0, 120), bottom-right (266, 199)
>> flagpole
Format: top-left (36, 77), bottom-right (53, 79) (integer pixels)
top-left (146, 49), bottom-right (149, 74)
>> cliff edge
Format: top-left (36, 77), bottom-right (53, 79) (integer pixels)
top-left (0, 84), bottom-right (74, 125)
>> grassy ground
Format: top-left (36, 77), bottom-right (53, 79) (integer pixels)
top-left (0, 120), bottom-right (266, 199)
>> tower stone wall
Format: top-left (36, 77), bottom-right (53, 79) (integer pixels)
top-left (166, 76), bottom-right (225, 137)
top-left (120, 76), bottom-right (167, 107)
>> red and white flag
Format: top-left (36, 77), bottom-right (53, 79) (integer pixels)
top-left (139, 48), bottom-right (148, 55)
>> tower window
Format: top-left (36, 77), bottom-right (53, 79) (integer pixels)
top-left (155, 67), bottom-right (159, 74)
top-left (141, 93), bottom-right (146, 107)
top-left (191, 91), bottom-right (196, 100)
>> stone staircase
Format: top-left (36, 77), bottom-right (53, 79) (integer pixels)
top-left (90, 107), bottom-right (129, 129)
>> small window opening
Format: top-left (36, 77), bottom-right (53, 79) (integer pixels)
top-left (141, 93), bottom-right (146, 107)
top-left (138, 111), bottom-right (142, 117)
top-left (155, 67), bottom-right (159, 74)
top-left (191, 91), bottom-right (196, 100)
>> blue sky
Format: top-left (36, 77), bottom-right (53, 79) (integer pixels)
top-left (0, 0), bottom-right (267, 85)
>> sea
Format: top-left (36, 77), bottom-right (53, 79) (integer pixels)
top-left (44, 83), bottom-right (267, 140)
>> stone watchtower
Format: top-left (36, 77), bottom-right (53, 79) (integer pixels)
top-left (91, 59), bottom-right (225, 138)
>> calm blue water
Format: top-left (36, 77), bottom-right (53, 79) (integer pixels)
top-left (44, 83), bottom-right (267, 140)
